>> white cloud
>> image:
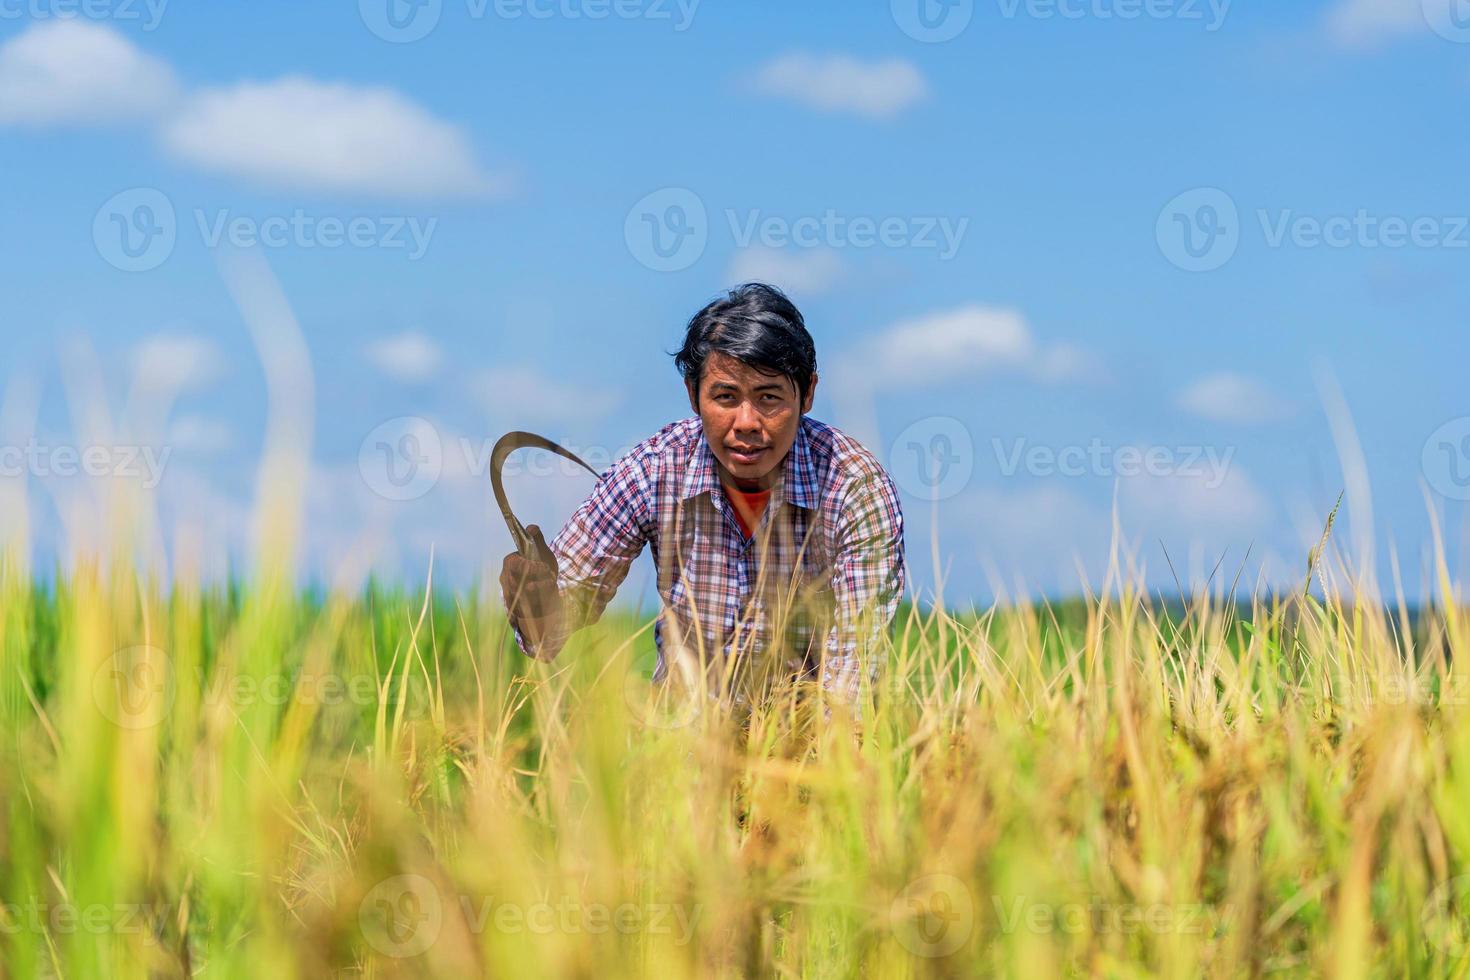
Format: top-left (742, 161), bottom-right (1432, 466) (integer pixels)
top-left (727, 246), bottom-right (846, 295)
top-left (365, 331), bottom-right (443, 384)
top-left (1324, 0), bottom-right (1428, 47)
top-left (131, 335), bottom-right (224, 394)
top-left (166, 414), bottom-right (233, 454)
top-left (0, 21), bottom-right (177, 126)
top-left (871, 306), bottom-right (1033, 380)
top-left (471, 366), bottom-right (624, 427)
top-left (1031, 342), bottom-right (1101, 384)
top-left (1176, 372), bottom-right (1292, 425)
top-left (747, 53), bottom-right (927, 120)
top-left (854, 305), bottom-right (1095, 388)
top-left (1120, 463), bottom-right (1269, 530)
top-left (161, 77), bottom-right (510, 199)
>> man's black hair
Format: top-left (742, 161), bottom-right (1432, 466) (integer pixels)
top-left (672, 282), bottom-right (817, 405)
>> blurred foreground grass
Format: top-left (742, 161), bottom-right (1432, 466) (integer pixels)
top-left (3, 535), bottom-right (1470, 978)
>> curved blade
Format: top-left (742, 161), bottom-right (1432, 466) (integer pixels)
top-left (491, 431), bottom-right (601, 564)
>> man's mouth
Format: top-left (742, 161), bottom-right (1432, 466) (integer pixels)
top-left (728, 446), bottom-right (768, 465)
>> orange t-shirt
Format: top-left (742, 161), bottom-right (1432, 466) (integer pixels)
top-left (727, 486), bottom-right (772, 539)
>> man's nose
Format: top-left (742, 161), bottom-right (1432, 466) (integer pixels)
top-left (734, 400), bottom-right (761, 432)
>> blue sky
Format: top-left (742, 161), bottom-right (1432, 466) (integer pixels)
top-left (0, 0), bottom-right (1466, 605)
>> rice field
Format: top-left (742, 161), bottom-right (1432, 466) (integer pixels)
top-left (1, 487), bottom-right (1468, 978)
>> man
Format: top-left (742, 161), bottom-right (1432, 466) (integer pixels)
top-left (499, 283), bottom-right (906, 712)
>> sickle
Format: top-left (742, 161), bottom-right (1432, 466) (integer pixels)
top-left (491, 431), bottom-right (602, 567)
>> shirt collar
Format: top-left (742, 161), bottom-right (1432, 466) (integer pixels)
top-left (679, 415), bottom-right (820, 511)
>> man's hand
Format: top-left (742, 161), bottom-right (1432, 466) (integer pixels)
top-left (499, 524), bottom-right (565, 661)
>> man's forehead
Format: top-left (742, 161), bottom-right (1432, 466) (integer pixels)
top-left (700, 353), bottom-right (792, 390)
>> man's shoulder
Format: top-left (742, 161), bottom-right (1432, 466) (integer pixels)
top-left (800, 415), bottom-right (894, 494)
top-left (603, 417), bottom-right (702, 483)
top-left (623, 416), bottom-right (702, 463)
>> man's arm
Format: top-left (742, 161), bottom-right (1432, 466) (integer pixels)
top-left (816, 468), bottom-right (906, 708)
top-left (506, 451), bottom-right (653, 659)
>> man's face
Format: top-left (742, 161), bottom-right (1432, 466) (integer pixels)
top-left (688, 352), bottom-right (816, 490)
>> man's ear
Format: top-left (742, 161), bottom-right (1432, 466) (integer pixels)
top-left (802, 372), bottom-right (818, 414)
top-left (686, 381), bottom-right (699, 414)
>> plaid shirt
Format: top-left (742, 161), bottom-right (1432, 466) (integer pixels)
top-left (511, 415), bottom-right (906, 706)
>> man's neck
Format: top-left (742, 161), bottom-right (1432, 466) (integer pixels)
top-left (716, 459), bottom-right (780, 495)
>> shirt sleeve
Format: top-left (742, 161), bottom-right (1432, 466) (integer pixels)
top-left (511, 449), bottom-right (653, 659)
top-left (816, 467), bottom-right (907, 710)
